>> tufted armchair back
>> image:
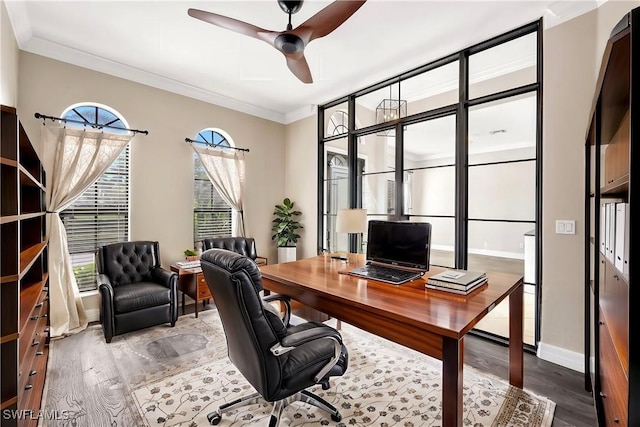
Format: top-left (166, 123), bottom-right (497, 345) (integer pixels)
top-left (97, 241), bottom-right (161, 287)
top-left (202, 237), bottom-right (258, 260)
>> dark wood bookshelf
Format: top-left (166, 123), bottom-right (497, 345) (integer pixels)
top-left (0, 105), bottom-right (49, 427)
top-left (584, 7), bottom-right (637, 426)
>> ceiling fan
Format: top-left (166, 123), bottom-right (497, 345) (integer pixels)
top-left (187, 0), bottom-right (367, 84)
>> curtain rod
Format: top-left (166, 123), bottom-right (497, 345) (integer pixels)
top-left (34, 113), bottom-right (149, 135)
top-left (185, 137), bottom-right (249, 152)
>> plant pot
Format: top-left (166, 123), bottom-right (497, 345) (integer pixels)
top-left (277, 247), bottom-right (297, 263)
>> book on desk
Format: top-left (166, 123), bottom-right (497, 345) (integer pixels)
top-left (426, 269), bottom-right (487, 295)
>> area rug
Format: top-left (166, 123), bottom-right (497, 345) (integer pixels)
top-left (130, 313), bottom-right (555, 427)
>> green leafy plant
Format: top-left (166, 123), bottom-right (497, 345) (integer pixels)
top-left (184, 249), bottom-right (198, 257)
top-left (271, 198), bottom-right (303, 247)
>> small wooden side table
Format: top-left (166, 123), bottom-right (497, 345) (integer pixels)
top-left (170, 264), bottom-right (212, 318)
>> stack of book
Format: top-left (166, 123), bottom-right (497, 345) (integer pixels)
top-left (176, 260), bottom-right (201, 269)
top-left (426, 270), bottom-right (487, 295)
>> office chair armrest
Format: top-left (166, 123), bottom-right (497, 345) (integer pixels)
top-left (270, 328), bottom-right (343, 383)
top-left (271, 326), bottom-right (341, 356)
top-left (262, 294), bottom-right (291, 326)
top-left (152, 267), bottom-right (178, 289)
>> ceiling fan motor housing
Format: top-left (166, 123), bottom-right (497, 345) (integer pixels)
top-left (278, 0), bottom-right (303, 15)
top-left (275, 33), bottom-right (305, 54)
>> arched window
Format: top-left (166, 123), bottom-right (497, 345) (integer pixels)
top-left (59, 103), bottom-right (130, 291)
top-left (327, 110), bottom-right (349, 136)
top-left (193, 128), bottom-right (233, 241)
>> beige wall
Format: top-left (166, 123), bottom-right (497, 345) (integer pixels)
top-left (1, 1), bottom-right (18, 107)
top-left (541, 0), bottom-right (638, 355)
top-left (17, 52), bottom-right (287, 268)
top-left (283, 115), bottom-right (317, 259)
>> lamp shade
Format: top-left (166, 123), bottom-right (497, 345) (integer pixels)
top-left (336, 209), bottom-right (367, 234)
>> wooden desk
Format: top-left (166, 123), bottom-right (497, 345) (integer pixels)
top-left (259, 254), bottom-right (524, 427)
top-left (170, 264), bottom-right (211, 318)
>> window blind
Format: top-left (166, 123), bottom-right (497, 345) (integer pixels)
top-left (194, 155), bottom-right (232, 241)
top-left (60, 147), bottom-right (129, 292)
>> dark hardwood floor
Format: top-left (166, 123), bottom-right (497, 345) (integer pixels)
top-left (465, 334), bottom-right (596, 426)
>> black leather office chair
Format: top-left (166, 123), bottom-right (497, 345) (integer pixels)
top-left (97, 241), bottom-right (178, 343)
top-left (199, 249), bottom-right (348, 426)
top-left (201, 237), bottom-right (268, 264)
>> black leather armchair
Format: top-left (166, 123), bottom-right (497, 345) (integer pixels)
top-left (202, 237), bottom-right (267, 265)
top-left (200, 249), bottom-right (348, 426)
top-left (97, 241), bottom-right (178, 343)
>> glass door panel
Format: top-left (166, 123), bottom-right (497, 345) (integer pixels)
top-left (404, 115), bottom-right (456, 268)
top-left (358, 133), bottom-right (395, 219)
top-left (403, 60), bottom-right (459, 115)
top-left (469, 32), bottom-right (537, 100)
top-left (323, 138), bottom-right (349, 252)
top-left (468, 92), bottom-right (537, 345)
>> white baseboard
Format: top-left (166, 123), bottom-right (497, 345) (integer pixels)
top-left (537, 341), bottom-right (584, 373)
top-left (85, 308), bottom-right (100, 323)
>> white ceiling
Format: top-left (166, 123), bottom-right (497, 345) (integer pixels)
top-left (5, 0), bottom-right (600, 124)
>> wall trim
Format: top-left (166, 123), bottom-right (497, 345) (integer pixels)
top-left (537, 341), bottom-right (584, 373)
top-left (85, 307), bottom-right (100, 324)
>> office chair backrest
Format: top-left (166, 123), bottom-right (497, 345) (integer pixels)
top-left (96, 241), bottom-right (161, 287)
top-left (200, 248), bottom-right (282, 399)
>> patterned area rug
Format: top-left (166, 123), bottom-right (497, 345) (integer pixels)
top-left (130, 311), bottom-right (555, 427)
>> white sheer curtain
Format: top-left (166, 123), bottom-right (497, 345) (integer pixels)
top-left (41, 125), bottom-right (133, 338)
top-left (191, 144), bottom-right (246, 236)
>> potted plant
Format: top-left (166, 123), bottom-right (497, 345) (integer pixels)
top-left (184, 249), bottom-right (199, 262)
top-left (271, 198), bottom-right (303, 263)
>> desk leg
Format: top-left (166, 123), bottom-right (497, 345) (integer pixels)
top-left (195, 295), bottom-right (199, 318)
top-left (509, 282), bottom-right (524, 388)
top-left (442, 336), bottom-right (463, 427)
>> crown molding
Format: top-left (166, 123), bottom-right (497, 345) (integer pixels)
top-left (4, 0), bottom-right (31, 46)
top-left (543, 0), bottom-right (605, 29)
top-left (22, 36), bottom-right (287, 124)
top-left (284, 104), bottom-right (317, 124)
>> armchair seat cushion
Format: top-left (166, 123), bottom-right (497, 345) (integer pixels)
top-left (113, 282), bottom-right (172, 314)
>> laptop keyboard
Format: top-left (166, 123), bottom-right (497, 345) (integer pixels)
top-left (349, 264), bottom-right (421, 284)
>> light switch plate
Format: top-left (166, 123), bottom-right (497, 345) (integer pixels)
top-left (556, 220), bottom-right (576, 234)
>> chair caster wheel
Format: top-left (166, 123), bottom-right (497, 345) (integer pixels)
top-left (331, 413), bottom-right (342, 422)
top-left (207, 411), bottom-right (222, 425)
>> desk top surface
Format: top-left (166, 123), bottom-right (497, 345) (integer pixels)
top-left (259, 254), bottom-right (523, 338)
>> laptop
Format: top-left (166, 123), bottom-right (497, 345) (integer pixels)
top-left (347, 221), bottom-right (431, 285)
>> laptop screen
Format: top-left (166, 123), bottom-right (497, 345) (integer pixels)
top-left (366, 221), bottom-right (431, 270)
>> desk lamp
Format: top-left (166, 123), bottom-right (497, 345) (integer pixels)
top-left (336, 208), bottom-right (367, 257)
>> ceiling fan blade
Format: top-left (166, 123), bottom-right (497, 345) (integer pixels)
top-left (285, 54), bottom-right (313, 84)
top-left (188, 8), bottom-right (279, 45)
top-left (292, 0), bottom-right (366, 44)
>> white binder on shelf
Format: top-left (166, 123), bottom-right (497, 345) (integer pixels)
top-left (600, 203), bottom-right (606, 255)
top-left (604, 203), bottom-right (612, 261)
top-left (609, 203), bottom-right (617, 262)
top-left (615, 203), bottom-right (626, 272)
top-left (623, 202), bottom-right (629, 279)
